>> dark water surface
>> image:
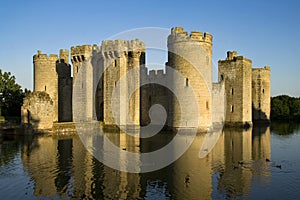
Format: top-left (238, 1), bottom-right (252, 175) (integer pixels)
top-left (0, 122), bottom-right (300, 199)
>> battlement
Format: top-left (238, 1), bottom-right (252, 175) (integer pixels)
top-left (168, 27), bottom-right (212, 45)
top-left (100, 39), bottom-right (145, 58)
top-left (33, 50), bottom-right (58, 62)
top-left (218, 51), bottom-right (252, 64)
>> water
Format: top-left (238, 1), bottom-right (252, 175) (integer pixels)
top-left (0, 122), bottom-right (300, 199)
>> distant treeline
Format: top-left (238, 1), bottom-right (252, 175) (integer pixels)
top-left (271, 95), bottom-right (300, 121)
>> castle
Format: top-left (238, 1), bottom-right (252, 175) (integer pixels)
top-left (21, 27), bottom-right (270, 131)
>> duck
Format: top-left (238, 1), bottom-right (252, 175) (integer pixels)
top-left (275, 165), bottom-right (282, 169)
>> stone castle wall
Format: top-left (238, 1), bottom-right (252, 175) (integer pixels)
top-left (212, 81), bottom-right (225, 124)
top-left (140, 68), bottom-right (170, 126)
top-left (21, 92), bottom-right (55, 130)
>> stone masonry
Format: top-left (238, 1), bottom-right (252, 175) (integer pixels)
top-left (21, 27), bottom-right (270, 130)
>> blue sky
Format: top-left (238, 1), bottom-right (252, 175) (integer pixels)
top-left (0, 0), bottom-right (299, 96)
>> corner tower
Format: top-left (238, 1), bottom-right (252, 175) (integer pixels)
top-left (218, 51), bottom-right (252, 126)
top-left (167, 27), bottom-right (213, 130)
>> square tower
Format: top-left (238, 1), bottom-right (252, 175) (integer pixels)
top-left (218, 51), bottom-right (252, 126)
top-left (252, 66), bottom-right (271, 122)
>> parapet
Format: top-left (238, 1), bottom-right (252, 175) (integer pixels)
top-left (33, 50), bottom-right (58, 62)
top-left (100, 39), bottom-right (145, 58)
top-left (168, 27), bottom-right (212, 45)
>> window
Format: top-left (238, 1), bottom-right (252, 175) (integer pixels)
top-left (45, 85), bottom-right (46, 91)
top-left (231, 105), bottom-right (234, 113)
top-left (186, 78), bottom-right (189, 87)
top-left (220, 74), bottom-right (224, 81)
top-left (115, 59), bottom-right (117, 67)
top-left (231, 88), bottom-right (234, 95)
top-left (259, 102), bottom-right (261, 108)
top-left (262, 89), bottom-right (265, 94)
top-left (206, 101), bottom-right (209, 110)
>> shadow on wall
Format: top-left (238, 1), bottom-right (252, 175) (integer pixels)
top-left (252, 107), bottom-right (270, 125)
top-left (56, 59), bottom-right (72, 122)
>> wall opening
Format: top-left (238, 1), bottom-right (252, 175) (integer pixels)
top-left (81, 55), bottom-right (85, 61)
top-left (220, 74), bottom-right (224, 81)
top-left (115, 59), bottom-right (117, 67)
top-left (231, 105), bottom-right (234, 113)
top-left (185, 78), bottom-right (189, 87)
top-left (206, 101), bottom-right (209, 110)
top-left (259, 102), bottom-right (261, 108)
top-left (231, 88), bottom-right (234, 95)
top-left (45, 85), bottom-right (46, 91)
top-left (262, 89), bottom-right (265, 93)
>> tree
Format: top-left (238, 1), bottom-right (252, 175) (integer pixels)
top-left (0, 69), bottom-right (29, 118)
top-left (271, 95), bottom-right (300, 121)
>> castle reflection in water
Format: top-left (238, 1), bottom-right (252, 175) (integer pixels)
top-left (21, 126), bottom-right (270, 199)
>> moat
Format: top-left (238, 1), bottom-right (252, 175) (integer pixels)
top-left (0, 122), bottom-right (300, 200)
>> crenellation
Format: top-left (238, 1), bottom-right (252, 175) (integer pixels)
top-left (169, 27), bottom-right (212, 46)
top-left (33, 51), bottom-right (59, 62)
top-left (148, 69), bottom-right (166, 79)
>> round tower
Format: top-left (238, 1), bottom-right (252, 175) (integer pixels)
top-left (167, 27), bottom-right (213, 130)
top-left (33, 50), bottom-right (59, 121)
